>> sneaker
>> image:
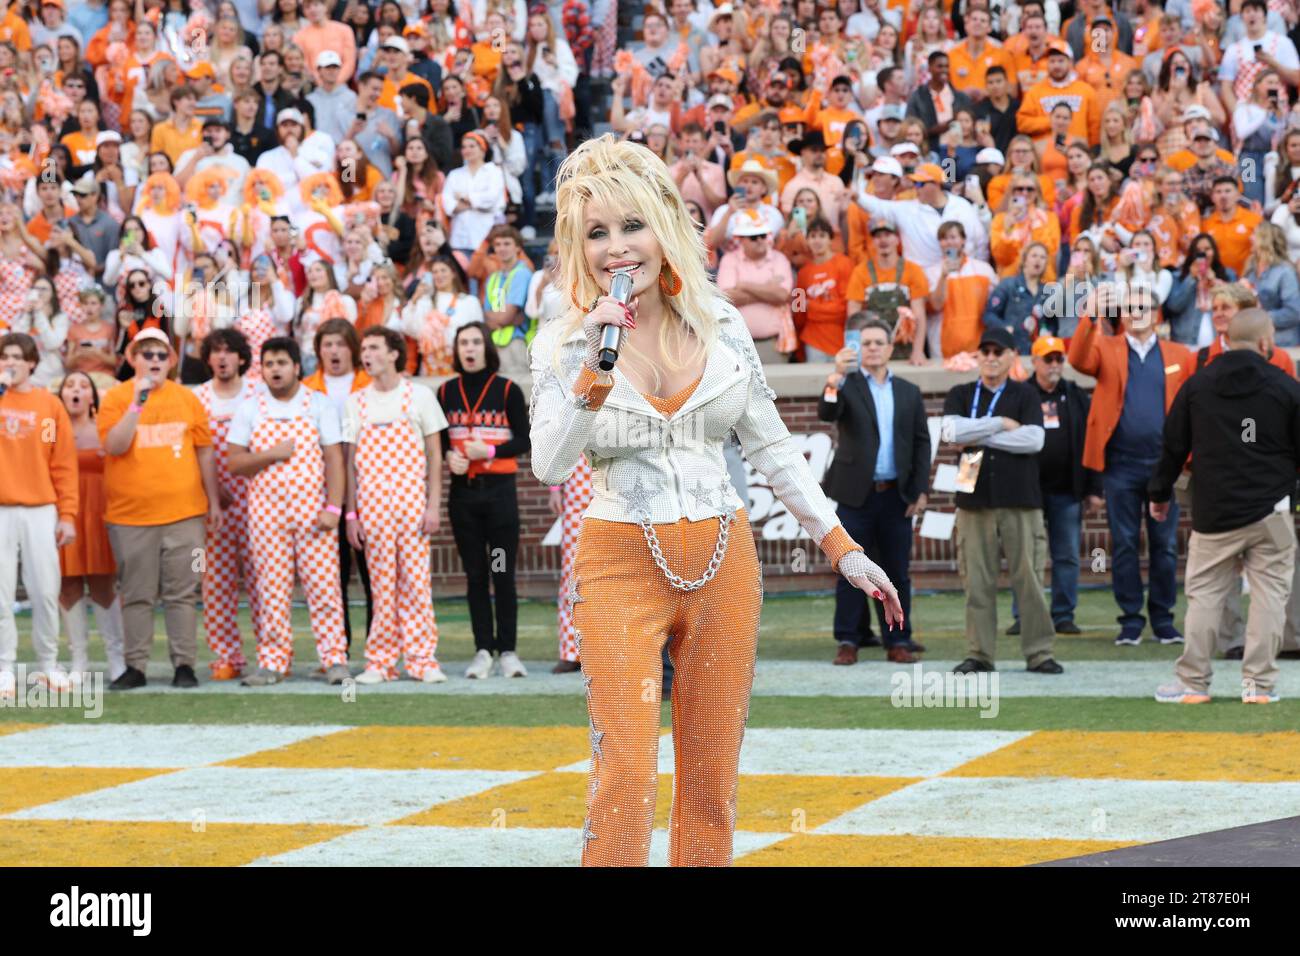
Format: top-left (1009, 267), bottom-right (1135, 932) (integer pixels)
top-left (354, 669), bottom-right (389, 685)
top-left (420, 664), bottom-right (448, 684)
top-left (240, 667), bottom-right (285, 687)
top-left (552, 659), bottom-right (582, 674)
top-left (210, 661), bottom-right (243, 681)
top-left (0, 670), bottom-right (14, 700)
top-left (1006, 621), bottom-right (1021, 635)
top-left (172, 664), bottom-right (199, 688)
top-left (520, 225), bottom-right (537, 241)
top-left (1114, 632), bottom-right (1142, 647)
top-left (1026, 658), bottom-right (1064, 674)
top-left (37, 668), bottom-right (72, 692)
top-left (1155, 627), bottom-right (1185, 645)
top-left (954, 657), bottom-right (996, 674)
top-left (499, 652), bottom-right (528, 678)
top-left (325, 663), bottom-right (352, 685)
top-left (109, 666), bottom-right (147, 690)
top-left (465, 649), bottom-right (494, 679)
top-left (1242, 690), bottom-right (1281, 704)
top-left (1155, 681), bottom-right (1210, 704)
top-left (1054, 620), bottom-right (1082, 634)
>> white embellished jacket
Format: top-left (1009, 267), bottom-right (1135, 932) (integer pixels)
top-left (528, 297), bottom-right (869, 571)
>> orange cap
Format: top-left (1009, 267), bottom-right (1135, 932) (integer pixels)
top-left (1031, 336), bottom-right (1067, 358)
top-left (709, 67), bottom-right (740, 85)
top-left (778, 106), bottom-right (804, 125)
top-left (185, 61), bottom-right (216, 80)
top-left (908, 162), bottom-right (946, 185)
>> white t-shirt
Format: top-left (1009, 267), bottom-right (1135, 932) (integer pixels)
top-left (227, 384), bottom-right (343, 447)
top-left (342, 381), bottom-right (448, 444)
top-left (323, 372), bottom-right (355, 418)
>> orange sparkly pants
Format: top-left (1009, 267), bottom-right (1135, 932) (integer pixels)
top-left (572, 509), bottom-right (763, 867)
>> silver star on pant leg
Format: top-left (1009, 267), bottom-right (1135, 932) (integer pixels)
top-left (566, 574), bottom-right (585, 609)
top-left (574, 627), bottom-right (583, 656)
top-left (582, 818), bottom-right (598, 844)
top-left (620, 474), bottom-right (657, 518)
top-left (590, 722), bottom-right (605, 760)
top-left (581, 672), bottom-right (593, 696)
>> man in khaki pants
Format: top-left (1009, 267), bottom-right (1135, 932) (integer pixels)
top-left (941, 327), bottom-right (1063, 675)
top-left (1150, 310), bottom-right (1300, 704)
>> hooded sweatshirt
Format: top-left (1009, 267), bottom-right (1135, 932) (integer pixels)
top-left (1149, 349), bottom-right (1300, 533)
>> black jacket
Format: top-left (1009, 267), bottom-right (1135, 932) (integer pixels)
top-left (1149, 349), bottom-right (1300, 533)
top-left (1031, 377), bottom-right (1103, 502)
top-left (818, 371), bottom-right (930, 507)
top-left (905, 84), bottom-right (974, 151)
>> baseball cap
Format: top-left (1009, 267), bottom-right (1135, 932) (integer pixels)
top-left (1181, 105), bottom-right (1211, 123)
top-left (732, 208), bottom-right (771, 237)
top-left (316, 50), bottom-right (342, 69)
top-left (879, 104), bottom-right (905, 122)
top-left (1047, 46), bottom-right (1072, 58)
top-left (184, 61), bottom-right (215, 80)
top-left (1031, 336), bottom-right (1067, 358)
top-left (890, 141), bottom-right (920, 157)
top-left (778, 106), bottom-right (804, 125)
top-left (382, 36), bottom-right (411, 54)
top-left (707, 93), bottom-right (732, 110)
top-left (95, 130), bottom-right (123, 147)
top-left (869, 220), bottom-right (899, 235)
top-left (71, 173), bottom-right (98, 195)
top-left (1091, 16), bottom-right (1114, 28)
top-left (975, 147), bottom-right (1005, 165)
top-left (276, 107), bottom-right (305, 126)
top-left (871, 156), bottom-right (904, 177)
top-left (1192, 127), bottom-right (1217, 141)
top-left (979, 327), bottom-right (1016, 351)
top-left (909, 162), bottom-right (946, 185)
top-left (709, 66), bottom-right (740, 85)
top-left (127, 327), bottom-right (175, 358)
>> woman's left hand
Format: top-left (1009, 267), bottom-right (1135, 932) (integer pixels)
top-left (848, 573), bottom-right (905, 629)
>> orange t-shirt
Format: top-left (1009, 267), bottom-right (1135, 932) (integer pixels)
top-left (0, 10), bottom-right (31, 52)
top-left (810, 107), bottom-right (861, 149)
top-left (25, 204), bottom-right (77, 245)
top-left (949, 40), bottom-right (1016, 96)
top-left (1203, 206), bottom-right (1262, 276)
top-left (62, 131), bottom-right (99, 167)
top-left (1165, 148), bottom-right (1238, 172)
top-left (795, 253), bottom-right (856, 356)
top-left (98, 379), bottom-right (212, 526)
top-left (846, 256), bottom-right (931, 305)
top-left (0, 388), bottom-right (78, 520)
top-left (380, 72), bottom-right (436, 113)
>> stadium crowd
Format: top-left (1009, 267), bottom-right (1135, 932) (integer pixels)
top-left (3, 0), bottom-right (1300, 702)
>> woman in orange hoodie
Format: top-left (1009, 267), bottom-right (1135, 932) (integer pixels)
top-left (990, 173), bottom-right (1061, 279)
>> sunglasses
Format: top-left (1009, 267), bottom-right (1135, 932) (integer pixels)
top-left (1040, 353), bottom-right (1065, 364)
top-left (138, 349), bottom-right (169, 361)
top-left (129, 279), bottom-right (150, 288)
top-left (1012, 186), bottom-right (1036, 193)
top-left (978, 346), bottom-right (1006, 356)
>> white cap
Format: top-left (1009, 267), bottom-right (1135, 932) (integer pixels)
top-left (95, 130), bottom-right (123, 147)
top-left (975, 147), bottom-right (1005, 165)
top-left (707, 93), bottom-right (732, 110)
top-left (316, 50), bottom-right (343, 69)
top-left (382, 36), bottom-right (410, 54)
top-left (890, 141), bottom-right (920, 156)
top-left (1181, 105), bottom-right (1211, 123)
top-left (275, 107), bottom-right (305, 126)
top-left (871, 156), bottom-right (904, 177)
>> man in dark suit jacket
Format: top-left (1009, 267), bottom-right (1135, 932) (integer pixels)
top-left (819, 316), bottom-right (931, 664)
top-left (905, 50), bottom-right (975, 153)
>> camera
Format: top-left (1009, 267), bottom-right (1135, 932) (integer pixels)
top-left (713, 120), bottom-right (727, 134)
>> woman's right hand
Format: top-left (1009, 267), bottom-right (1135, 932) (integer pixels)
top-left (582, 294), bottom-right (637, 372)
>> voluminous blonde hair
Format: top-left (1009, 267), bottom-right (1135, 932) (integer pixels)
top-left (551, 134), bottom-right (719, 391)
top-left (1245, 222), bottom-right (1289, 276)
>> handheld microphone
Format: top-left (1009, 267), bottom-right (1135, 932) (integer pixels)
top-left (599, 269), bottom-right (636, 371)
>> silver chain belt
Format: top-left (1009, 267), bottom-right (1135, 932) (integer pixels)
top-left (636, 511), bottom-right (732, 591)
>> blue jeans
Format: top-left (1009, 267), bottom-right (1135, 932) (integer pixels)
top-left (1103, 457), bottom-right (1179, 634)
top-left (833, 490), bottom-right (913, 647)
top-left (1240, 150), bottom-right (1268, 206)
top-left (1013, 492), bottom-right (1081, 625)
top-left (520, 121), bottom-right (545, 228)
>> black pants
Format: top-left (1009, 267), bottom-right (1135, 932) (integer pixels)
top-left (337, 521), bottom-right (372, 652)
top-left (449, 474), bottom-right (519, 653)
top-left (833, 487), bottom-right (915, 648)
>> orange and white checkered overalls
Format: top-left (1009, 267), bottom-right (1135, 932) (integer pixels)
top-left (353, 382), bottom-right (441, 680)
top-left (196, 380), bottom-right (260, 672)
top-left (557, 453), bottom-right (593, 663)
top-left (245, 388), bottom-right (348, 674)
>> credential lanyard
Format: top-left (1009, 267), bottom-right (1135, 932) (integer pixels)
top-left (971, 380), bottom-right (1007, 419)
